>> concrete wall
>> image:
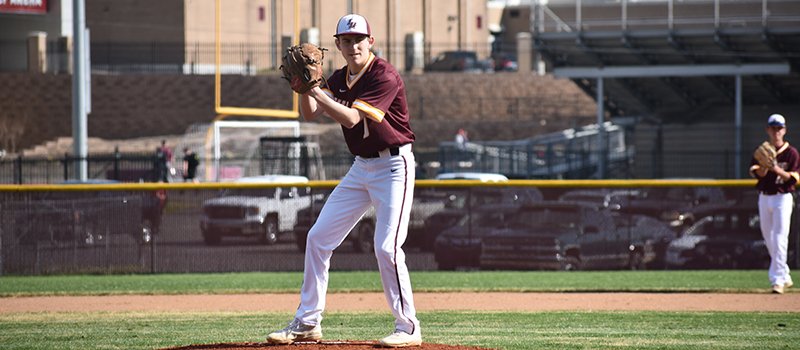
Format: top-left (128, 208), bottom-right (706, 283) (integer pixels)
top-left (0, 72), bottom-right (597, 154)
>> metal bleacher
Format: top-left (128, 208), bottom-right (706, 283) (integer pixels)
top-left (531, 0), bottom-right (800, 121)
top-left (439, 122), bottom-right (631, 179)
top-left (523, 0), bottom-right (800, 179)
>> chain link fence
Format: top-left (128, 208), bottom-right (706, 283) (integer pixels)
top-left (1, 182), bottom-right (797, 275)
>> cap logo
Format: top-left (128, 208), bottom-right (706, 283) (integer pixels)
top-left (336, 14), bottom-right (370, 37)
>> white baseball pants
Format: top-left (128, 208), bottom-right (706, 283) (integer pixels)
top-left (758, 192), bottom-right (794, 286)
top-left (295, 148), bottom-right (419, 335)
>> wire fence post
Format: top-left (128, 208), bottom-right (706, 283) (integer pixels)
top-left (63, 153), bottom-right (70, 181)
top-left (15, 155), bottom-right (23, 184)
top-left (0, 203), bottom-right (3, 276)
top-left (113, 146), bottom-right (121, 180)
top-left (150, 226), bottom-right (156, 274)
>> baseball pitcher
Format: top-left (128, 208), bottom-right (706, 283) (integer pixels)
top-left (268, 14), bottom-right (421, 347)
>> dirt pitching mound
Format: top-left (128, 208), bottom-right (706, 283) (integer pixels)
top-left (163, 341), bottom-right (490, 350)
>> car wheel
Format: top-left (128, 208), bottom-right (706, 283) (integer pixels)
top-left (352, 220), bottom-right (374, 253)
top-left (202, 228), bottom-right (221, 245)
top-left (140, 219), bottom-right (153, 245)
top-left (260, 216), bottom-right (279, 245)
top-left (561, 255), bottom-right (581, 271)
top-left (628, 250), bottom-right (645, 270)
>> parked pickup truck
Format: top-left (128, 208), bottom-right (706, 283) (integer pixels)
top-left (480, 201), bottom-right (674, 271)
top-left (294, 188), bottom-right (452, 253)
top-left (200, 175), bottom-right (314, 245)
top-left (6, 180), bottom-right (166, 246)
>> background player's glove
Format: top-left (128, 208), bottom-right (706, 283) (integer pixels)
top-left (280, 43), bottom-right (327, 94)
top-left (754, 141), bottom-right (777, 168)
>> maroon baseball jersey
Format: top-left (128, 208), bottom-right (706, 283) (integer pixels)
top-left (321, 53), bottom-right (415, 157)
top-left (750, 142), bottom-right (800, 193)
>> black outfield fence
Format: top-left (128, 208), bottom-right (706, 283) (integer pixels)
top-left (0, 180), bottom-right (796, 275)
top-left (0, 148), bottom-right (752, 184)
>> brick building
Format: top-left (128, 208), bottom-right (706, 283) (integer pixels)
top-left (1, 0), bottom-right (494, 73)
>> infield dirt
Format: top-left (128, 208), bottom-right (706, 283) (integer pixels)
top-left (2, 292), bottom-right (798, 314)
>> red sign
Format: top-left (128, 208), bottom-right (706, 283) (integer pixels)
top-left (0, 0), bottom-right (48, 15)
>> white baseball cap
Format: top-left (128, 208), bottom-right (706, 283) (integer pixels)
top-left (768, 113), bottom-right (786, 127)
top-left (335, 14), bottom-right (371, 37)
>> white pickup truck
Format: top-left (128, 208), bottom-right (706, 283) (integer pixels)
top-left (200, 175), bottom-right (314, 245)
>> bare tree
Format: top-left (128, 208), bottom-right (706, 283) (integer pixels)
top-left (0, 112), bottom-right (27, 155)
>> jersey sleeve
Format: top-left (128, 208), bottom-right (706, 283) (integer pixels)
top-left (749, 151), bottom-right (762, 178)
top-left (786, 147), bottom-right (800, 184)
top-left (352, 67), bottom-right (399, 123)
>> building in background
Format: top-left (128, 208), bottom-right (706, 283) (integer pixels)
top-left (0, 0), bottom-right (495, 73)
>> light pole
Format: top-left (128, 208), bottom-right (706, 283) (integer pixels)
top-left (71, 0), bottom-right (89, 181)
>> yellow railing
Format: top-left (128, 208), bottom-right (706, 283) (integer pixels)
top-left (0, 179), bottom-right (757, 192)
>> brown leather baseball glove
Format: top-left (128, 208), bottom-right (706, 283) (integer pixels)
top-left (280, 43), bottom-right (327, 94)
top-left (754, 141), bottom-right (777, 168)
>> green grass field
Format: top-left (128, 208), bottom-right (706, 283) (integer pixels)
top-left (0, 270), bottom-right (779, 296)
top-left (1, 270), bottom-right (797, 349)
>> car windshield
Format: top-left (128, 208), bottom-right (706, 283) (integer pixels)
top-left (473, 211), bottom-right (506, 227)
top-left (642, 188), bottom-right (688, 201)
top-left (508, 207), bottom-right (579, 230)
top-left (685, 212), bottom-right (760, 237)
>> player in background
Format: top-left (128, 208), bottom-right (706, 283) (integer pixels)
top-left (267, 14), bottom-right (422, 347)
top-left (182, 147), bottom-right (199, 183)
top-left (750, 113), bottom-right (798, 294)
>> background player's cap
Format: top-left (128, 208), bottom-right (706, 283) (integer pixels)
top-left (335, 14), bottom-right (371, 37)
top-left (768, 113), bottom-right (786, 127)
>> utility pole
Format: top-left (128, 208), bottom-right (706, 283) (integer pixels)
top-left (72, 0), bottom-right (89, 180)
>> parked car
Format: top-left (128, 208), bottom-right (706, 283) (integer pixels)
top-left (479, 201), bottom-right (672, 271)
top-left (493, 54), bottom-right (518, 72)
top-left (417, 186), bottom-right (542, 251)
top-left (69, 179), bottom-right (167, 244)
top-left (7, 180), bottom-right (166, 246)
top-left (621, 186), bottom-right (729, 229)
top-left (200, 175), bottom-right (313, 245)
top-left (556, 188), bottom-right (678, 268)
top-left (557, 189), bottom-right (641, 211)
top-left (409, 188), bottom-right (452, 236)
top-left (433, 202), bottom-right (525, 270)
top-left (424, 51), bottom-right (493, 72)
top-left (665, 195), bottom-right (771, 269)
top-left (293, 188), bottom-right (375, 253)
top-left (294, 188), bottom-right (451, 253)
